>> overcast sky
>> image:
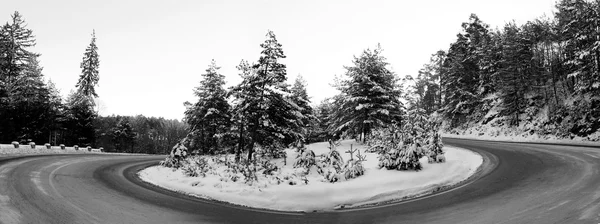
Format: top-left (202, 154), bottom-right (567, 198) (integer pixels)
top-left (1, 0), bottom-right (557, 120)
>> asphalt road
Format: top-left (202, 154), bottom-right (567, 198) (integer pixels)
top-left (1, 138), bottom-right (600, 224)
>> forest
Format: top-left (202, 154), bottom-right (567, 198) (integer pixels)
top-left (0, 12), bottom-right (187, 154)
top-left (409, 0), bottom-right (600, 140)
top-left (1, 0), bottom-right (599, 157)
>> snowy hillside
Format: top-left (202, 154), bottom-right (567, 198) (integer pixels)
top-left (442, 93), bottom-right (600, 144)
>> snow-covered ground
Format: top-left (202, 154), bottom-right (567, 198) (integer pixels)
top-left (0, 144), bottom-right (103, 156)
top-left (443, 130), bottom-right (600, 147)
top-left (139, 140), bottom-right (483, 212)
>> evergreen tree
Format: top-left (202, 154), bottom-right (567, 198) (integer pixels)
top-left (411, 51), bottom-right (445, 113)
top-left (0, 12), bottom-right (37, 87)
top-left (0, 12), bottom-right (51, 143)
top-left (229, 30), bottom-right (303, 161)
top-left (289, 75), bottom-right (316, 144)
top-left (184, 60), bottom-right (231, 154)
top-left (329, 45), bottom-right (404, 142)
top-left (555, 0), bottom-right (600, 93)
top-left (441, 14), bottom-right (491, 127)
top-left (64, 91), bottom-right (96, 146)
top-left (77, 30), bottom-right (100, 98)
top-left (112, 117), bottom-right (136, 152)
top-left (495, 22), bottom-right (537, 125)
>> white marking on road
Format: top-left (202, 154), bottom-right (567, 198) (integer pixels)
top-left (585, 153), bottom-right (599, 159)
top-left (31, 171), bottom-right (49, 196)
top-left (546, 200), bottom-right (570, 211)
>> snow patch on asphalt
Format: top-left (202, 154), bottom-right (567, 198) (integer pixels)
top-left (139, 144), bottom-right (483, 212)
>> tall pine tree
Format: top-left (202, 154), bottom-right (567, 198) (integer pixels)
top-left (184, 60), bottom-right (231, 154)
top-left (77, 30), bottom-right (100, 98)
top-left (290, 75), bottom-right (316, 143)
top-left (330, 45), bottom-right (404, 142)
top-left (230, 30), bottom-right (303, 161)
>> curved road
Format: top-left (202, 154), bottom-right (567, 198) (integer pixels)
top-left (1, 138), bottom-right (600, 224)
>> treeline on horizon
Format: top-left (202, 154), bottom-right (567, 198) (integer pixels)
top-left (0, 12), bottom-right (188, 153)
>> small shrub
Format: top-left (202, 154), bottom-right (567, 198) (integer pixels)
top-left (74, 145), bottom-right (79, 150)
top-left (322, 141), bottom-right (344, 172)
top-left (258, 159), bottom-right (278, 176)
top-left (45, 143), bottom-right (51, 149)
top-left (343, 160), bottom-right (365, 180)
top-left (293, 147), bottom-right (317, 175)
top-left (427, 132), bottom-right (445, 164)
top-left (29, 142), bottom-right (36, 149)
top-left (321, 167), bottom-right (341, 183)
top-left (181, 157), bottom-right (210, 177)
top-left (11, 141), bottom-right (19, 148)
top-left (60, 144), bottom-right (65, 150)
top-left (159, 156), bottom-right (179, 168)
top-left (159, 141), bottom-right (189, 168)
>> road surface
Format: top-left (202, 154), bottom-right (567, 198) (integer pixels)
top-left (1, 138), bottom-right (599, 224)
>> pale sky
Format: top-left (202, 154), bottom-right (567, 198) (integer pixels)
top-left (1, 0), bottom-right (557, 120)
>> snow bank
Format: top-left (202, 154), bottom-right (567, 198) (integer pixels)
top-left (0, 144), bottom-right (104, 156)
top-left (442, 131), bottom-right (600, 147)
top-left (139, 140), bottom-right (483, 211)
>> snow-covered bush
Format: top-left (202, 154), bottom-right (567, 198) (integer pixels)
top-left (181, 156), bottom-right (210, 177)
top-left (74, 145), bottom-right (79, 150)
top-left (320, 167), bottom-right (342, 183)
top-left (397, 143), bottom-right (423, 170)
top-left (29, 142), bottom-right (35, 149)
top-left (258, 159), bottom-right (278, 176)
top-left (293, 145), bottom-right (317, 175)
top-left (60, 144), bottom-right (65, 150)
top-left (321, 140), bottom-right (344, 172)
top-left (366, 129), bottom-right (387, 153)
top-left (375, 126), bottom-right (424, 171)
top-left (342, 148), bottom-right (366, 180)
top-left (343, 160), bottom-right (365, 180)
top-left (12, 141), bottom-right (19, 148)
top-left (159, 141), bottom-right (189, 168)
top-left (45, 143), bottom-right (51, 149)
top-left (427, 132), bottom-right (445, 163)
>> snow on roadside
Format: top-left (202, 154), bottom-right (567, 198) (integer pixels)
top-left (139, 140), bottom-right (483, 212)
top-left (0, 144), bottom-right (104, 156)
top-left (442, 131), bottom-right (600, 147)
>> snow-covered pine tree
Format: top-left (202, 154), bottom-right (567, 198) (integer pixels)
top-left (112, 117), bottom-right (136, 152)
top-left (329, 44), bottom-right (404, 143)
top-left (77, 30), bottom-right (100, 99)
top-left (375, 123), bottom-right (424, 171)
top-left (427, 131), bottom-right (445, 163)
top-left (13, 56), bottom-right (53, 142)
top-left (228, 60), bottom-right (254, 162)
top-left (293, 142), bottom-right (317, 175)
top-left (229, 31), bottom-right (303, 161)
top-left (289, 75), bottom-right (317, 144)
top-left (441, 14), bottom-right (491, 128)
top-left (321, 139), bottom-right (344, 172)
top-left (184, 60), bottom-right (231, 154)
top-left (0, 11), bottom-right (45, 143)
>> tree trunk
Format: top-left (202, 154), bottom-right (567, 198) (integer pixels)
top-left (236, 122), bottom-right (244, 162)
top-left (247, 118), bottom-right (259, 161)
